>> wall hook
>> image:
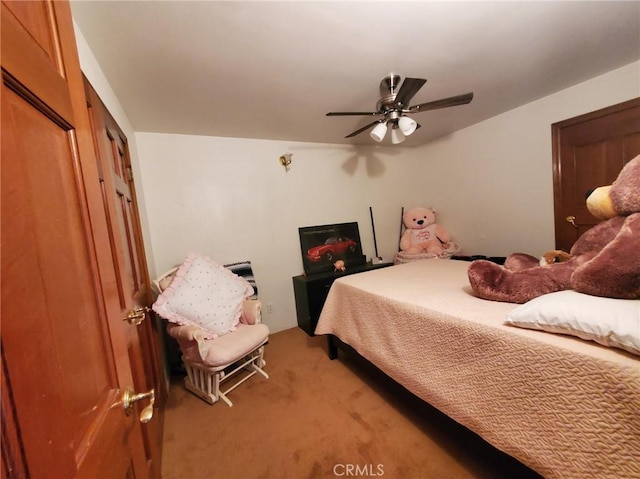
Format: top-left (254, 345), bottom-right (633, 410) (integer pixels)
top-left (279, 152), bottom-right (292, 172)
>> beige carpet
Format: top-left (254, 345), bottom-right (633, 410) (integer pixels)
top-left (161, 327), bottom-right (541, 479)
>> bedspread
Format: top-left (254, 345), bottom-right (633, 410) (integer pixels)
top-left (315, 259), bottom-right (640, 479)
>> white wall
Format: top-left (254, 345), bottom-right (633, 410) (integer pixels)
top-left (136, 61), bottom-right (638, 334)
top-left (135, 136), bottom-right (432, 333)
top-left (415, 62), bottom-right (639, 257)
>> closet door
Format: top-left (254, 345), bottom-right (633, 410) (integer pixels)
top-left (552, 98), bottom-right (640, 251)
top-left (1, 1), bottom-right (154, 478)
top-left (83, 77), bottom-right (165, 477)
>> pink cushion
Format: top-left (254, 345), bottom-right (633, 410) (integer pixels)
top-left (189, 323), bottom-right (269, 368)
top-left (153, 253), bottom-right (254, 338)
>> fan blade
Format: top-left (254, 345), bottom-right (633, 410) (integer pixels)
top-left (409, 92), bottom-right (474, 113)
top-left (345, 120), bottom-right (383, 138)
top-left (326, 111), bottom-right (381, 116)
top-left (394, 78), bottom-right (427, 108)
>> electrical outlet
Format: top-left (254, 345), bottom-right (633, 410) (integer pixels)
top-left (267, 303), bottom-right (273, 313)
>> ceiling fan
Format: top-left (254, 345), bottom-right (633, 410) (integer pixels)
top-left (326, 74), bottom-right (473, 144)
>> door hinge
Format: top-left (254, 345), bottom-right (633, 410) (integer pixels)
top-left (125, 166), bottom-right (134, 182)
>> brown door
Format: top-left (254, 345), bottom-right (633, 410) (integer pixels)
top-left (1, 1), bottom-right (156, 478)
top-left (552, 98), bottom-right (640, 252)
top-left (83, 78), bottom-right (165, 477)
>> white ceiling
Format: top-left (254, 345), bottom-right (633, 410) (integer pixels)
top-left (71, 1), bottom-right (640, 147)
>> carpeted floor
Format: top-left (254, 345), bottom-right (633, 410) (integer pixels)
top-left (161, 327), bottom-right (542, 479)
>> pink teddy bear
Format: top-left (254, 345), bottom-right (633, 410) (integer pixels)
top-left (400, 207), bottom-right (452, 255)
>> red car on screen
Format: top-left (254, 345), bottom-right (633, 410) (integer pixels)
top-left (307, 236), bottom-right (358, 263)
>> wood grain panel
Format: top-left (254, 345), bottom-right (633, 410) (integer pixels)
top-left (1, 1), bottom-right (154, 477)
top-left (552, 98), bottom-right (640, 251)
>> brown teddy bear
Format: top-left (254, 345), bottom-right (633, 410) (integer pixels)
top-left (467, 155), bottom-right (640, 303)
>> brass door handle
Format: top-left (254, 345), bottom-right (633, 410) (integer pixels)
top-left (121, 387), bottom-right (155, 423)
top-left (566, 215), bottom-right (577, 228)
top-left (122, 306), bottom-right (149, 326)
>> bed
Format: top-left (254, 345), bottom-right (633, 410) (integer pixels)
top-left (315, 259), bottom-right (640, 479)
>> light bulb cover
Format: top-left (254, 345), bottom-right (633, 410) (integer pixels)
top-left (398, 116), bottom-right (417, 136)
top-left (370, 122), bottom-right (388, 142)
top-left (391, 128), bottom-right (405, 144)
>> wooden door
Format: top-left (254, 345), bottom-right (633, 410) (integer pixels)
top-left (552, 98), bottom-right (640, 252)
top-left (83, 78), bottom-right (165, 478)
top-left (1, 1), bottom-right (156, 478)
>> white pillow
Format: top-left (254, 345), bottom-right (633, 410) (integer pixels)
top-left (152, 253), bottom-right (254, 338)
top-left (506, 290), bottom-right (640, 356)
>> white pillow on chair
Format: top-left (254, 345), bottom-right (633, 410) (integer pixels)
top-left (152, 252), bottom-right (254, 338)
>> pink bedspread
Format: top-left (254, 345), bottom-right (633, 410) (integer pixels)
top-left (315, 259), bottom-right (640, 479)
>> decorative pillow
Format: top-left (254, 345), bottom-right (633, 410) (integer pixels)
top-left (152, 253), bottom-right (254, 339)
top-left (506, 290), bottom-right (640, 356)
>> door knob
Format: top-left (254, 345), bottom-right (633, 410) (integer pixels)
top-left (122, 306), bottom-right (149, 326)
top-left (566, 215), bottom-right (577, 228)
top-left (121, 387), bottom-right (155, 423)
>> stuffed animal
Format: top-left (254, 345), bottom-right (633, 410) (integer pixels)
top-left (539, 249), bottom-right (571, 266)
top-left (400, 207), bottom-right (452, 255)
top-left (467, 155), bottom-right (640, 303)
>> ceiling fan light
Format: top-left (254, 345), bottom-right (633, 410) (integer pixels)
top-left (391, 128), bottom-right (405, 144)
top-left (370, 122), bottom-right (388, 142)
top-left (398, 116), bottom-right (417, 136)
